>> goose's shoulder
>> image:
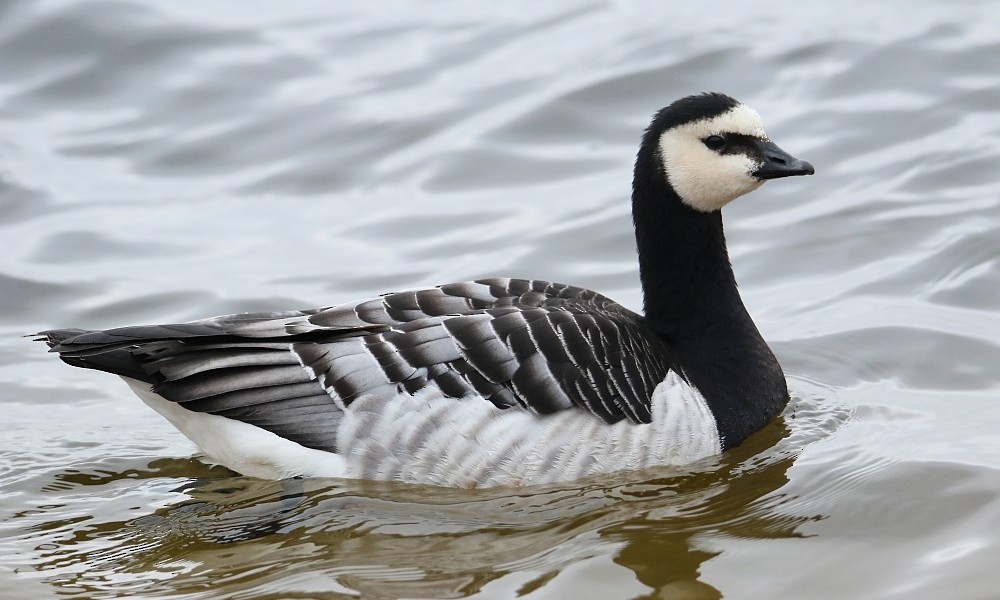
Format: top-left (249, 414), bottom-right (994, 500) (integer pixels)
top-left (298, 278), bottom-right (637, 329)
top-left (293, 278), bottom-right (669, 425)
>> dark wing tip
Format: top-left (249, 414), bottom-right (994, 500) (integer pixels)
top-left (31, 328), bottom-right (92, 351)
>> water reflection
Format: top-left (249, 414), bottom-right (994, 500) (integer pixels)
top-left (11, 407), bottom-right (831, 598)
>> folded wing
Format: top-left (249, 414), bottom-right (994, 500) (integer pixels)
top-left (40, 278), bottom-right (674, 452)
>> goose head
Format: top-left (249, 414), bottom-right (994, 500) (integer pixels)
top-left (641, 93), bottom-right (814, 212)
top-left (631, 93), bottom-right (815, 337)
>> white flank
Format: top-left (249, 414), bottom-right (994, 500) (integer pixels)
top-left (658, 103), bottom-right (768, 212)
top-left (123, 371), bottom-right (721, 487)
top-left (335, 370), bottom-right (722, 488)
top-left (123, 378), bottom-right (349, 479)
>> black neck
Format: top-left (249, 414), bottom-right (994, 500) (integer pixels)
top-left (631, 147), bottom-right (788, 448)
top-left (632, 163), bottom-right (749, 340)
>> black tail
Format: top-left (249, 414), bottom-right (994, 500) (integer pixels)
top-left (35, 328), bottom-right (158, 383)
top-left (35, 323), bottom-right (343, 452)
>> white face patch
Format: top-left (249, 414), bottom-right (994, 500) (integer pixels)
top-left (658, 103), bottom-right (769, 212)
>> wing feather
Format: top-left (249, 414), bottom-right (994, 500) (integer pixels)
top-left (39, 279), bottom-right (675, 453)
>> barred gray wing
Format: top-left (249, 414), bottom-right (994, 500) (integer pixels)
top-left (40, 278), bottom-right (673, 450)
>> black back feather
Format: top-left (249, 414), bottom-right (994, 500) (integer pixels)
top-left (39, 279), bottom-right (675, 452)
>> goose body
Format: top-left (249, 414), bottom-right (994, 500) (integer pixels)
top-left (38, 93), bottom-right (814, 488)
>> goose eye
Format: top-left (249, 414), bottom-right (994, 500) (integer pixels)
top-left (703, 135), bottom-right (726, 151)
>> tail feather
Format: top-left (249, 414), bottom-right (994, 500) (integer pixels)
top-left (33, 324), bottom-right (343, 452)
top-left (36, 328), bottom-right (158, 383)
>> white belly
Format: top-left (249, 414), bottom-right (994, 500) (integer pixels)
top-left (124, 371), bottom-right (721, 487)
top-left (125, 378), bottom-right (349, 480)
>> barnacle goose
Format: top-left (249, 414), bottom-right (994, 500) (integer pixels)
top-left (38, 93), bottom-right (813, 488)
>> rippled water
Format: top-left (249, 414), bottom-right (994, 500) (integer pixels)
top-left (3, 1), bottom-right (1000, 598)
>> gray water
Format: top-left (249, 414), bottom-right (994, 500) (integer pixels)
top-left (3, 1), bottom-right (1000, 598)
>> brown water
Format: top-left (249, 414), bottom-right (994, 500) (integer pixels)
top-left (3, 1), bottom-right (1000, 598)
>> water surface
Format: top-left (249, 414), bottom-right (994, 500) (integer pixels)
top-left (3, 1), bottom-right (1000, 598)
